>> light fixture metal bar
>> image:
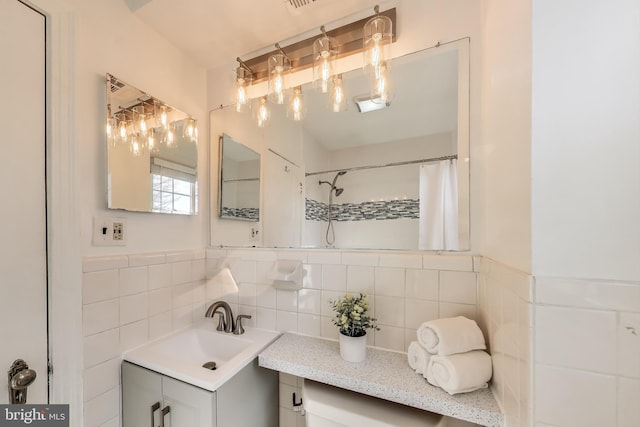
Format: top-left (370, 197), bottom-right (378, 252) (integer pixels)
top-left (243, 7), bottom-right (396, 83)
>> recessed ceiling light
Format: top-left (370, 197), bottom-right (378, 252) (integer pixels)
top-left (353, 95), bottom-right (390, 113)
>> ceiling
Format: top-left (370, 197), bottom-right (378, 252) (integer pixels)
top-left (124, 0), bottom-right (383, 69)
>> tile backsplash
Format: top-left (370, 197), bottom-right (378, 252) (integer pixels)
top-left (206, 248), bottom-right (480, 352)
top-left (81, 248), bottom-right (480, 426)
top-left (81, 250), bottom-right (206, 426)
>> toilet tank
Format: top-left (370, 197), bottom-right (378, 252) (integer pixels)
top-left (302, 380), bottom-right (447, 427)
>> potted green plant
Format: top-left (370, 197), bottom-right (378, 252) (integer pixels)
top-left (330, 293), bottom-right (379, 362)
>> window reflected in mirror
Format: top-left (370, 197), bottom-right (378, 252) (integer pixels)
top-left (106, 73), bottom-right (198, 215)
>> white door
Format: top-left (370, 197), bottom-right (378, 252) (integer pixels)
top-left (0, 0), bottom-right (48, 404)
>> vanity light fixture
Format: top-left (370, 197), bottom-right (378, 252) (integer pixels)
top-left (234, 57), bottom-right (253, 113)
top-left (230, 6), bottom-right (395, 125)
top-left (267, 44), bottom-right (291, 105)
top-left (312, 26), bottom-right (338, 93)
top-left (287, 86), bottom-right (306, 121)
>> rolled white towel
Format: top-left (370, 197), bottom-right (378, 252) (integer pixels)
top-left (417, 316), bottom-right (486, 356)
top-left (424, 350), bottom-right (493, 395)
top-left (407, 341), bottom-right (430, 374)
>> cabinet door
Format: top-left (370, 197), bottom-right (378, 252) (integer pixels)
top-left (162, 376), bottom-right (216, 427)
top-left (122, 363), bottom-right (164, 427)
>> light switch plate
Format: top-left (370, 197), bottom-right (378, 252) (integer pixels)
top-left (92, 216), bottom-right (127, 246)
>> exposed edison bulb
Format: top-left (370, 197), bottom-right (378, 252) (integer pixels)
top-left (167, 125), bottom-right (175, 147)
top-left (235, 81), bottom-right (248, 113)
top-left (139, 114), bottom-right (147, 135)
top-left (130, 138), bottom-right (141, 156)
top-left (255, 96), bottom-right (270, 128)
top-left (160, 108), bottom-right (168, 129)
top-left (331, 75), bottom-right (347, 113)
top-left (288, 86), bottom-right (304, 121)
top-left (234, 64), bottom-right (252, 113)
top-left (372, 61), bottom-right (392, 103)
top-left (118, 120), bottom-right (127, 140)
top-left (313, 34), bottom-right (337, 93)
top-left (183, 118), bottom-right (196, 140)
top-left (268, 53), bottom-right (290, 105)
top-left (320, 53), bottom-right (331, 92)
top-left (273, 69), bottom-right (284, 104)
top-left (363, 11), bottom-right (392, 77)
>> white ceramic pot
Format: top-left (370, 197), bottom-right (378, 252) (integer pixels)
top-left (339, 332), bottom-right (367, 362)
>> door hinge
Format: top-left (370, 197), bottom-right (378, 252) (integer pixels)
top-left (48, 362), bottom-right (53, 376)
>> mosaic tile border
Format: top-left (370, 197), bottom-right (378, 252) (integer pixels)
top-left (305, 198), bottom-right (419, 222)
top-left (221, 206), bottom-right (259, 220)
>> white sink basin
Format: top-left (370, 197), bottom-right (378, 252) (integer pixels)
top-left (123, 318), bottom-right (280, 391)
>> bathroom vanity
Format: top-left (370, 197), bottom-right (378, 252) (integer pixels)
top-left (122, 360), bottom-right (277, 427)
top-left (121, 319), bottom-right (280, 427)
top-left (259, 333), bottom-right (503, 427)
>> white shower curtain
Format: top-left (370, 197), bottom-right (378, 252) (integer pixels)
top-left (418, 159), bottom-right (459, 250)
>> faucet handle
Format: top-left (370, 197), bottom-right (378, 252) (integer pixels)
top-left (213, 311), bottom-right (226, 331)
top-left (233, 315), bottom-right (252, 335)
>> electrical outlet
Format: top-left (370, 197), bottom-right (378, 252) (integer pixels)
top-left (93, 216), bottom-right (127, 246)
top-left (249, 227), bottom-right (260, 241)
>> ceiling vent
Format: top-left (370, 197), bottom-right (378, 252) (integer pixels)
top-left (284, 0), bottom-right (321, 15)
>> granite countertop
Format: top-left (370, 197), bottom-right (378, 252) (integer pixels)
top-left (258, 333), bottom-right (503, 427)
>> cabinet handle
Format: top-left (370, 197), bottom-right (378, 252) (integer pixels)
top-left (150, 402), bottom-right (160, 427)
top-left (160, 405), bottom-right (171, 427)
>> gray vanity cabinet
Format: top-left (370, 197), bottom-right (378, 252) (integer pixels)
top-left (122, 359), bottom-right (278, 427)
top-left (122, 362), bottom-right (215, 427)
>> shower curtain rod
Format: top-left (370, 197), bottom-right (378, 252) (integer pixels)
top-left (304, 154), bottom-right (457, 177)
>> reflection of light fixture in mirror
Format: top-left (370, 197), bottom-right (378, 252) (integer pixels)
top-left (183, 117), bottom-right (197, 142)
top-left (313, 26), bottom-right (337, 93)
top-left (160, 106), bottom-right (168, 129)
top-left (147, 129), bottom-right (156, 151)
top-left (130, 136), bottom-right (141, 156)
top-left (287, 86), bottom-right (305, 121)
top-left (353, 94), bottom-right (390, 113)
top-left (255, 96), bottom-right (270, 128)
top-left (166, 123), bottom-right (176, 147)
top-left (106, 117), bottom-right (117, 145)
top-left (330, 74), bottom-right (347, 112)
top-left (133, 105), bottom-right (147, 136)
top-left (116, 113), bottom-right (128, 141)
top-left (234, 57), bottom-right (253, 113)
top-left (363, 5), bottom-right (392, 87)
top-left (268, 45), bottom-right (290, 104)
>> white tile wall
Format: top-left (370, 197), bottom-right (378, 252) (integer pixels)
top-left (81, 249), bottom-right (206, 427)
top-left (207, 248), bottom-right (479, 355)
top-left (532, 275), bottom-right (640, 427)
top-left (479, 257), bottom-right (533, 427)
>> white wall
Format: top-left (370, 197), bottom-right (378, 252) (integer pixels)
top-left (69, 0), bottom-right (208, 256)
top-left (531, 0), bottom-right (640, 281)
top-left (479, 0), bottom-right (532, 274)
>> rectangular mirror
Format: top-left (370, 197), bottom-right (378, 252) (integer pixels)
top-left (106, 73), bottom-right (198, 215)
top-left (219, 133), bottom-right (261, 221)
top-left (210, 38), bottom-right (469, 250)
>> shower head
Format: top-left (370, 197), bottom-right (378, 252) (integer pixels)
top-left (334, 188), bottom-right (344, 197)
top-left (331, 170), bottom-right (347, 186)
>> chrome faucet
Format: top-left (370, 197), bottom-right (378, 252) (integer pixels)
top-left (204, 301), bottom-right (252, 335)
top-left (205, 301), bottom-right (234, 333)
